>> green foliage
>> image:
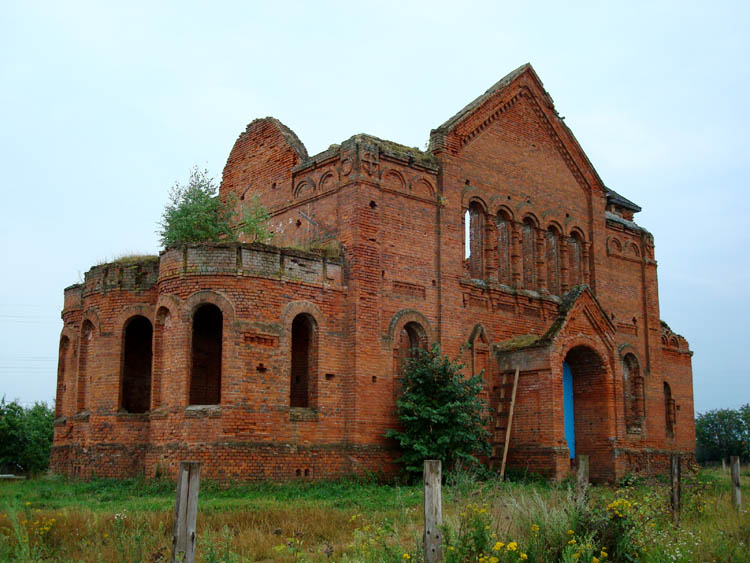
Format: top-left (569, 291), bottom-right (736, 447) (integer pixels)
top-left (159, 166), bottom-right (235, 247)
top-left (385, 345), bottom-right (491, 477)
top-left (159, 167), bottom-right (274, 248)
top-left (695, 404), bottom-right (750, 463)
top-left (238, 194), bottom-right (274, 244)
top-left (0, 398), bottom-right (54, 474)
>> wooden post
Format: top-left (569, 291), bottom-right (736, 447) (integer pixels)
top-left (576, 455), bottom-right (589, 500)
top-left (670, 454), bottom-right (681, 525)
top-left (730, 456), bottom-right (742, 510)
top-left (499, 367), bottom-right (520, 480)
top-left (721, 457), bottom-right (726, 474)
top-left (172, 461), bottom-right (201, 563)
top-left (423, 460), bottom-right (443, 563)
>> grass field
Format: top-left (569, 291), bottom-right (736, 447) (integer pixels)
top-left (0, 466), bottom-right (748, 562)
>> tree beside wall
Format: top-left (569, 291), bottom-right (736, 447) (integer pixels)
top-left (0, 398), bottom-right (54, 474)
top-left (695, 404), bottom-right (750, 464)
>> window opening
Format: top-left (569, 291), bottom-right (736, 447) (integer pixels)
top-left (290, 314), bottom-right (316, 408)
top-left (664, 382), bottom-right (676, 437)
top-left (121, 316), bottom-right (153, 413)
top-left (545, 227), bottom-right (560, 295)
top-left (496, 213), bottom-right (511, 285)
top-left (190, 304), bottom-right (222, 405)
top-left (77, 321), bottom-right (93, 412)
top-left (55, 337), bottom-right (69, 417)
top-left (522, 219), bottom-right (536, 289)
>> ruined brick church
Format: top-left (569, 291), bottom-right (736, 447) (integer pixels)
top-left (51, 64), bottom-right (695, 482)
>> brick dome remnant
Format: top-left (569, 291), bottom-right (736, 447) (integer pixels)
top-left (52, 64), bottom-right (694, 481)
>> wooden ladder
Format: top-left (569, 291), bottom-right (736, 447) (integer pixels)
top-left (491, 366), bottom-right (519, 480)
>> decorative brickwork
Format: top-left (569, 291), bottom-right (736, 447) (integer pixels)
top-left (51, 64), bottom-right (694, 482)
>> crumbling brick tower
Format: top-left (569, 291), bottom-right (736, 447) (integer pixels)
top-left (51, 64), bottom-right (694, 481)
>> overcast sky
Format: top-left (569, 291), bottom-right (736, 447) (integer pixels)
top-left (1, 1), bottom-right (747, 414)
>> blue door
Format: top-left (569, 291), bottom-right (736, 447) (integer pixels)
top-left (563, 362), bottom-right (575, 459)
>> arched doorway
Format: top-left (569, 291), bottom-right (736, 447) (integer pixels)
top-left (563, 345), bottom-right (614, 481)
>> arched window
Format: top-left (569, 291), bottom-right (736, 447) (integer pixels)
top-left (664, 382), bottom-right (676, 437)
top-left (77, 321), bottom-right (94, 412)
top-left (522, 218), bottom-right (536, 289)
top-left (496, 212), bottom-right (511, 285)
top-left (394, 321), bottom-right (427, 378)
top-left (121, 316), bottom-right (153, 413)
top-left (568, 232), bottom-right (583, 286)
top-left (55, 336), bottom-right (69, 418)
top-left (466, 202), bottom-right (484, 278)
top-left (290, 314), bottom-right (317, 408)
top-left (623, 354), bottom-right (644, 432)
top-left (190, 304), bottom-right (222, 405)
top-left (545, 227), bottom-right (560, 295)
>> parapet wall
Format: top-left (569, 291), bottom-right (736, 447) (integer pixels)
top-left (157, 243), bottom-right (344, 288)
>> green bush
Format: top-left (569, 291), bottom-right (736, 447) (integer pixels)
top-left (385, 345), bottom-right (490, 477)
top-left (0, 398), bottom-right (54, 474)
top-left (159, 166), bottom-right (273, 248)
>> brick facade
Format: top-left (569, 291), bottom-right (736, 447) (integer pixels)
top-left (51, 64), bottom-right (695, 482)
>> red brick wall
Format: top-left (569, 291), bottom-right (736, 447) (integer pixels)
top-left (52, 65), bottom-right (694, 482)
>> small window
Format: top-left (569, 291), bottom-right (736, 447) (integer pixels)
top-left (55, 336), bottom-right (70, 418)
top-left (466, 202), bottom-right (484, 278)
top-left (77, 321), bottom-right (94, 412)
top-left (496, 212), bottom-right (511, 285)
top-left (522, 218), bottom-right (536, 289)
top-left (664, 381), bottom-right (676, 437)
top-left (190, 304), bottom-right (222, 405)
top-left (121, 316), bottom-right (153, 413)
top-left (568, 232), bottom-right (583, 286)
top-left (623, 354), bottom-right (644, 432)
top-left (290, 314), bottom-right (317, 408)
top-left (545, 227), bottom-right (560, 295)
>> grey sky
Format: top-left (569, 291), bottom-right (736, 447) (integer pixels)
top-left (1, 1), bottom-right (747, 414)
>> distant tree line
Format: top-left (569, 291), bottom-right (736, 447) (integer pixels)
top-left (695, 404), bottom-right (750, 464)
top-left (0, 398), bottom-right (54, 474)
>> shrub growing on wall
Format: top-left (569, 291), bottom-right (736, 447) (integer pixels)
top-left (159, 166), bottom-right (273, 247)
top-left (386, 345), bottom-right (490, 477)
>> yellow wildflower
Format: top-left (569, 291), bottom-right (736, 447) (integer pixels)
top-left (520, 553), bottom-right (528, 560)
top-left (568, 529), bottom-right (575, 535)
top-left (403, 554), bottom-right (411, 560)
top-left (530, 523), bottom-right (540, 532)
top-left (489, 558), bottom-right (499, 563)
top-left (568, 539), bottom-right (577, 545)
top-left (493, 541), bottom-right (505, 550)
top-left (572, 554), bottom-right (580, 560)
top-left (593, 558), bottom-right (599, 563)
top-left (506, 541), bottom-right (518, 551)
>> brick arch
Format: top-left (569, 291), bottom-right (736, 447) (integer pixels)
top-left (545, 219), bottom-right (564, 234)
top-left (568, 226), bottom-right (586, 241)
top-left (81, 307), bottom-right (103, 337)
top-left (385, 309), bottom-right (434, 345)
top-left (114, 304), bottom-right (154, 331)
top-left (381, 168), bottom-right (406, 191)
top-left (318, 171), bottom-right (336, 192)
top-left (493, 204), bottom-right (515, 221)
top-left (280, 301), bottom-right (325, 410)
top-left (56, 327), bottom-right (77, 418)
top-left (411, 177), bottom-right (435, 199)
top-left (460, 185), bottom-right (488, 209)
top-left (557, 337), bottom-right (617, 481)
top-left (184, 290), bottom-right (236, 324)
top-left (607, 237), bottom-right (622, 254)
top-left (463, 194), bottom-right (488, 212)
top-left (280, 300), bottom-right (326, 340)
top-left (521, 212), bottom-right (540, 228)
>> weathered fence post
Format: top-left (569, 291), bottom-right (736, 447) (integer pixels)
top-left (730, 456), bottom-right (742, 510)
top-left (172, 461), bottom-right (201, 563)
top-left (423, 460), bottom-right (443, 563)
top-left (576, 455), bottom-right (589, 500)
top-left (670, 454), bottom-right (681, 525)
